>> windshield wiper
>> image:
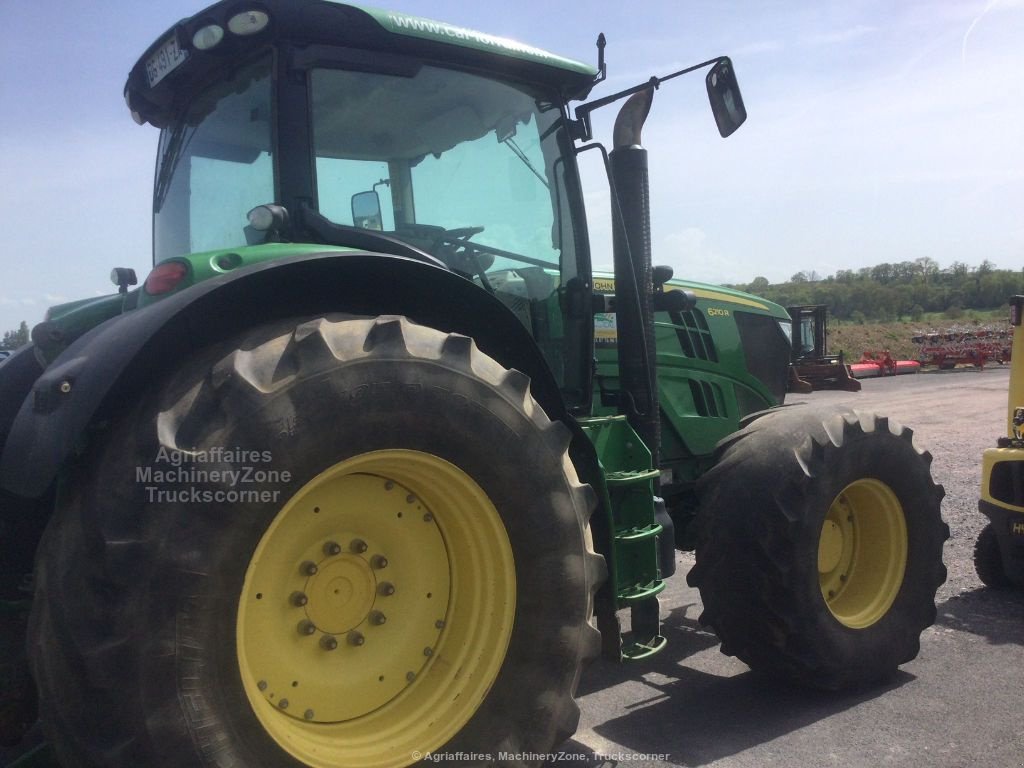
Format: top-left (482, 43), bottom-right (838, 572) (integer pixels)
top-left (503, 137), bottom-right (549, 189)
top-left (154, 122), bottom-right (198, 211)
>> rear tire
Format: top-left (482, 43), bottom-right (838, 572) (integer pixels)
top-left (974, 523), bottom-right (1011, 588)
top-left (687, 406), bottom-right (948, 689)
top-left (29, 315), bottom-right (602, 767)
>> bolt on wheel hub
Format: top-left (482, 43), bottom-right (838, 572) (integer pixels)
top-left (237, 470), bottom-right (450, 725)
top-left (304, 554), bottom-right (377, 634)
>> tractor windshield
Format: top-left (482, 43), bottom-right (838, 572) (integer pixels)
top-left (151, 55), bottom-right (588, 402)
top-left (310, 65), bottom-right (578, 282)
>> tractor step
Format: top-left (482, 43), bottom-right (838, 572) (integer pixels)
top-left (621, 633), bottom-right (668, 660)
top-left (579, 415), bottom-right (668, 661)
top-left (614, 522), bottom-right (662, 542)
top-left (605, 468), bottom-right (661, 485)
top-left (621, 596), bottom-right (665, 660)
top-left (617, 579), bottom-right (665, 603)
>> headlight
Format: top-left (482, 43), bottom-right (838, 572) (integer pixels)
top-left (228, 10), bottom-right (270, 36)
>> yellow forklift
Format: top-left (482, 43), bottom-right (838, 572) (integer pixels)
top-left (976, 295), bottom-right (1024, 587)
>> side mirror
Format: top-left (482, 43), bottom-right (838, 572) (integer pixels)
top-left (652, 264), bottom-right (674, 289)
top-left (706, 57), bottom-right (747, 137)
top-left (110, 267), bottom-right (138, 295)
top-left (653, 289), bottom-right (696, 313)
top-left (351, 191), bottom-right (383, 231)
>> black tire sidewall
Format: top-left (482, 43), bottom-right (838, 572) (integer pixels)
top-left (783, 426), bottom-right (944, 670)
top-left (691, 407), bottom-right (946, 688)
top-left (974, 523), bottom-right (1009, 588)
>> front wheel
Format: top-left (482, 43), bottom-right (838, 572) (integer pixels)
top-left (687, 406), bottom-right (948, 689)
top-left (29, 315), bottom-right (602, 767)
top-left (974, 523), bottom-right (1011, 588)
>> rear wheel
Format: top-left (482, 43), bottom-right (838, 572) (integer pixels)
top-left (688, 406), bottom-right (948, 689)
top-left (29, 315), bottom-right (602, 767)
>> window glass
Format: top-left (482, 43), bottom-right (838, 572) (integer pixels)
top-left (154, 57), bottom-right (273, 260)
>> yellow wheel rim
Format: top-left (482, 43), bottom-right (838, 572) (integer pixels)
top-left (818, 478), bottom-right (908, 629)
top-left (237, 450), bottom-right (516, 768)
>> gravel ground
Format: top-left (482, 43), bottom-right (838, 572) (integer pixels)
top-left (565, 365), bottom-right (1024, 768)
top-left (787, 364), bottom-right (1012, 601)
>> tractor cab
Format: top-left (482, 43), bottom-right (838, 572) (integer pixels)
top-left (126, 1), bottom-right (598, 404)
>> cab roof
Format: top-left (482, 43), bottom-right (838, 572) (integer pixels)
top-left (125, 0), bottom-right (599, 128)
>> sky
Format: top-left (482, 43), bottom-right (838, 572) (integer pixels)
top-left (1, 0), bottom-right (1022, 334)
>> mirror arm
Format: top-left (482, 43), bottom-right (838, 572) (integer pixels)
top-left (571, 56), bottom-right (725, 141)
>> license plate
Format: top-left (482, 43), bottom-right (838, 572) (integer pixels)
top-left (146, 34), bottom-right (188, 88)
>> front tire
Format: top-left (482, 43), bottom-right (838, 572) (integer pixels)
top-left (687, 406), bottom-right (948, 689)
top-left (974, 523), bottom-right (1010, 588)
top-left (29, 315), bottom-right (602, 767)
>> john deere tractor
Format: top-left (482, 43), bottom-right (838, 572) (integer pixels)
top-left (975, 295), bottom-right (1024, 588)
top-left (0, 2), bottom-right (948, 766)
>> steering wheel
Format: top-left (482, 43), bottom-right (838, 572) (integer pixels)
top-left (434, 226), bottom-right (496, 281)
top-left (440, 226), bottom-right (485, 243)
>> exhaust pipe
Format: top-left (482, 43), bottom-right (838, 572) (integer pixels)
top-left (610, 88), bottom-right (660, 466)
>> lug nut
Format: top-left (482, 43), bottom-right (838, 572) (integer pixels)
top-left (423, 647), bottom-right (433, 657)
top-left (350, 539), bottom-right (368, 554)
top-left (406, 671), bottom-right (416, 682)
top-left (371, 555), bottom-right (389, 569)
top-left (423, 512), bottom-right (433, 522)
top-left (378, 582), bottom-right (396, 596)
top-left (320, 635), bottom-right (339, 651)
top-left (291, 591), bottom-right (308, 607)
top-left (298, 620), bottom-right (316, 636)
top-left (435, 619), bottom-right (446, 629)
top-left (304, 709), bottom-right (315, 720)
top-left (301, 561), bottom-right (318, 576)
top-left (278, 699), bottom-right (289, 710)
top-left (323, 541), bottom-right (342, 556)
top-left (347, 631), bottom-right (365, 646)
top-left (257, 680), bottom-right (268, 691)
top-left (369, 610), bottom-right (387, 626)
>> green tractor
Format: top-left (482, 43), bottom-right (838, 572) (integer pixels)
top-left (0, 2), bottom-right (948, 766)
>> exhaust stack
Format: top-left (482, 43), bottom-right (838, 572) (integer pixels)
top-left (610, 88), bottom-right (660, 466)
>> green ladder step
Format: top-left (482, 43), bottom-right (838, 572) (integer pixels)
top-left (605, 469), bottom-right (660, 485)
top-left (621, 634), bottom-right (668, 661)
top-left (614, 523), bottom-right (662, 543)
top-left (617, 580), bottom-right (666, 604)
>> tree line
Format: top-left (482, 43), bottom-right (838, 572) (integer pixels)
top-left (738, 259), bottom-right (1024, 323)
top-left (1, 321), bottom-right (29, 350)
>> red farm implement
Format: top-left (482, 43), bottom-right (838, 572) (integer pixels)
top-left (912, 326), bottom-right (1013, 370)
